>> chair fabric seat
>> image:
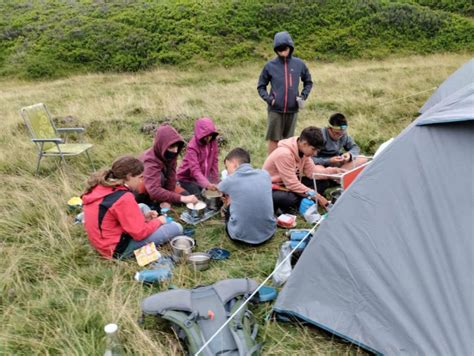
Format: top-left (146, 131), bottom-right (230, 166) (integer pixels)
top-left (44, 143), bottom-right (93, 155)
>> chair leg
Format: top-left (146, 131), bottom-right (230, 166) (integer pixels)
top-left (35, 153), bottom-right (43, 175)
top-left (86, 150), bottom-right (95, 171)
top-left (60, 154), bottom-right (67, 168)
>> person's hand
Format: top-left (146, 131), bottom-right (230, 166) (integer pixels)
top-left (329, 156), bottom-right (344, 165)
top-left (207, 183), bottom-right (218, 191)
top-left (271, 99), bottom-right (275, 106)
top-left (317, 194), bottom-right (329, 208)
top-left (342, 152), bottom-right (351, 163)
top-left (145, 210), bottom-right (158, 221)
top-left (157, 215), bottom-right (167, 224)
top-left (181, 194), bottom-right (199, 204)
top-left (221, 194), bottom-right (231, 207)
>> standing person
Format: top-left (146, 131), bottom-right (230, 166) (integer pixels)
top-left (257, 31), bottom-right (313, 155)
top-left (218, 148), bottom-right (276, 245)
top-left (263, 126), bottom-right (344, 214)
top-left (140, 124), bottom-right (198, 207)
top-left (82, 156), bottom-right (183, 259)
top-left (177, 117), bottom-right (219, 196)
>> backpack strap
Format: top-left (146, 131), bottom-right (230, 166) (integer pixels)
top-left (228, 298), bottom-right (261, 356)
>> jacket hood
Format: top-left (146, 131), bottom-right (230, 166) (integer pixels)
top-left (273, 31), bottom-right (294, 56)
top-left (153, 124), bottom-right (184, 159)
top-left (194, 117), bottom-right (218, 142)
top-left (278, 137), bottom-right (300, 161)
top-left (82, 185), bottom-right (128, 205)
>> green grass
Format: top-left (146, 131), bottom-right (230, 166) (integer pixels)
top-left (0, 53), bottom-right (471, 354)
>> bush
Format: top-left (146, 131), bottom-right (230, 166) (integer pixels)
top-left (0, 0), bottom-right (472, 78)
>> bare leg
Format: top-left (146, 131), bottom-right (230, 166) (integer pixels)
top-left (268, 140), bottom-right (279, 155)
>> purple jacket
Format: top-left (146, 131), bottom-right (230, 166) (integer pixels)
top-left (140, 125), bottom-right (184, 204)
top-left (177, 117), bottom-right (219, 188)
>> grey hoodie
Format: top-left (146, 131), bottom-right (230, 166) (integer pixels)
top-left (218, 164), bottom-right (276, 245)
top-left (257, 31), bottom-right (313, 113)
top-left (313, 127), bottom-right (361, 166)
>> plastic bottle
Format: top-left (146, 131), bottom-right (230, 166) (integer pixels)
top-left (104, 323), bottom-right (123, 356)
top-left (160, 208), bottom-right (173, 223)
top-left (298, 198), bottom-right (315, 215)
top-left (134, 268), bottom-right (171, 284)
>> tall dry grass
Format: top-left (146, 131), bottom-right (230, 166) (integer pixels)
top-left (0, 53), bottom-right (470, 355)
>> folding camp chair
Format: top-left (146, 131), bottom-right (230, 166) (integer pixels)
top-left (20, 103), bottom-right (95, 174)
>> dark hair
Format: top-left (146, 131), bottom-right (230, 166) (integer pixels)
top-left (224, 147), bottom-right (251, 164)
top-left (329, 113), bottom-right (347, 127)
top-left (299, 126), bottom-right (324, 149)
top-left (83, 156), bottom-right (144, 195)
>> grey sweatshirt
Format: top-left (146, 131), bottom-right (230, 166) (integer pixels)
top-left (218, 164), bottom-right (276, 245)
top-left (313, 127), bottom-right (361, 166)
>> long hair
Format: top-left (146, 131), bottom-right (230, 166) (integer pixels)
top-left (83, 156), bottom-right (144, 195)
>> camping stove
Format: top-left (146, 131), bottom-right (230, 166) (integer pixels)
top-left (180, 208), bottom-right (220, 225)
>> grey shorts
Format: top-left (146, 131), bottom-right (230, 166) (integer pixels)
top-left (266, 111), bottom-right (298, 141)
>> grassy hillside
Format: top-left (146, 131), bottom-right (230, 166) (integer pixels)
top-left (0, 53), bottom-right (470, 354)
top-left (0, 0), bottom-right (473, 78)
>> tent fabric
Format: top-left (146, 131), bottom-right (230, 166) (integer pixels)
top-left (419, 58), bottom-right (474, 114)
top-left (274, 64), bottom-right (474, 355)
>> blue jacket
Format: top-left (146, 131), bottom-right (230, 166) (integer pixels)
top-left (257, 31), bottom-right (313, 113)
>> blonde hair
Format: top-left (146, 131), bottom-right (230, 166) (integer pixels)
top-left (83, 156), bottom-right (144, 195)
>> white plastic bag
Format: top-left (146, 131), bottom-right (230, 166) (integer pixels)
top-left (272, 241), bottom-right (293, 287)
top-left (303, 204), bottom-right (321, 224)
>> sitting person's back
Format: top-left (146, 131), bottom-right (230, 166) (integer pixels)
top-left (218, 148), bottom-right (276, 245)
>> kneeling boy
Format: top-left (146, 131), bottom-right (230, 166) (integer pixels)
top-left (218, 148), bottom-right (276, 245)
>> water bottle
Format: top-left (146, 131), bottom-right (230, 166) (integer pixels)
top-left (134, 268), bottom-right (171, 284)
top-left (160, 208), bottom-right (173, 223)
top-left (299, 198), bottom-right (315, 215)
top-left (104, 323), bottom-right (123, 356)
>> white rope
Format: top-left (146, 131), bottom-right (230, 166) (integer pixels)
top-left (378, 86), bottom-right (437, 106)
top-left (194, 218), bottom-right (324, 356)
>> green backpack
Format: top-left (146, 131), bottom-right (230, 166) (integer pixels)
top-left (141, 278), bottom-right (261, 356)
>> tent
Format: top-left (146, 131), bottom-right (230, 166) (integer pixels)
top-left (273, 60), bottom-right (474, 355)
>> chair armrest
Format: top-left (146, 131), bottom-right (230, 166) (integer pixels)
top-left (32, 138), bottom-right (64, 143)
top-left (56, 127), bottom-right (85, 133)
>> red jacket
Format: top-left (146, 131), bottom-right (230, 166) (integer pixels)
top-left (140, 125), bottom-right (184, 204)
top-left (177, 117), bottom-right (219, 188)
top-left (82, 185), bottom-right (162, 258)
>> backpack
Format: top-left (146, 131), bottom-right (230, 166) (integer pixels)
top-left (141, 278), bottom-right (261, 356)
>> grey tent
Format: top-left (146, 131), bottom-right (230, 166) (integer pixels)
top-left (274, 60), bottom-right (474, 355)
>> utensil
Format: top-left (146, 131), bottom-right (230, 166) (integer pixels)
top-left (187, 252), bottom-right (211, 271)
top-left (170, 236), bottom-right (195, 259)
top-left (186, 201), bottom-right (206, 219)
top-left (202, 189), bottom-right (223, 210)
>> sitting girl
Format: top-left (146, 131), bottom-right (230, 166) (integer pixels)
top-left (82, 156), bottom-right (183, 259)
top-left (177, 117), bottom-right (219, 195)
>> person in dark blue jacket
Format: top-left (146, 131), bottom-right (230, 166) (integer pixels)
top-left (257, 31), bottom-right (313, 155)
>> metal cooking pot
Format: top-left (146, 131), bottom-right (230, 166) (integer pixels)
top-left (187, 252), bottom-right (211, 271)
top-left (170, 235), bottom-right (195, 259)
top-left (186, 201), bottom-right (206, 219)
top-left (202, 189), bottom-right (223, 210)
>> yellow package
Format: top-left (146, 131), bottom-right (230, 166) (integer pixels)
top-left (134, 242), bottom-right (161, 266)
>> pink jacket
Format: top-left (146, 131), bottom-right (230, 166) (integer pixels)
top-left (140, 125), bottom-right (184, 203)
top-left (177, 117), bottom-right (219, 188)
top-left (262, 137), bottom-right (330, 194)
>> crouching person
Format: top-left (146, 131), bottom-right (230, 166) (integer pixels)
top-left (82, 156), bottom-right (183, 259)
top-left (218, 148), bottom-right (276, 245)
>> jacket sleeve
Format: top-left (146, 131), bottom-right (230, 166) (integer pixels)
top-left (112, 193), bottom-right (162, 241)
top-left (343, 135), bottom-right (361, 159)
top-left (306, 159), bottom-right (339, 180)
top-left (275, 153), bottom-right (311, 195)
top-left (300, 63), bottom-right (313, 100)
top-left (312, 155), bottom-right (331, 166)
top-left (143, 159), bottom-right (181, 203)
top-left (210, 141), bottom-right (219, 184)
top-left (257, 65), bottom-right (274, 105)
top-left (184, 146), bottom-right (211, 188)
